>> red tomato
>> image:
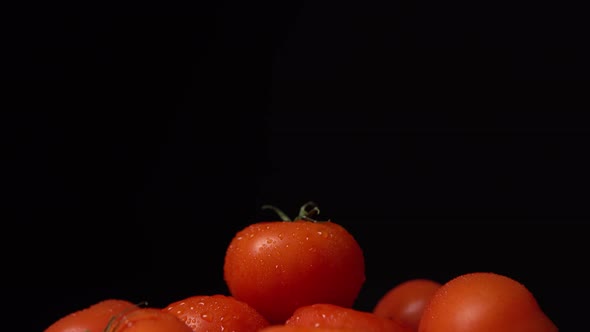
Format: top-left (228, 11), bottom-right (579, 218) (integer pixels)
top-left (418, 272), bottom-right (559, 332)
top-left (260, 325), bottom-right (362, 332)
top-left (163, 294), bottom-right (270, 332)
top-left (44, 299), bottom-right (137, 332)
top-left (224, 202), bottom-right (365, 324)
top-left (373, 278), bottom-right (442, 331)
top-left (106, 307), bottom-right (193, 332)
top-left (285, 303), bottom-right (413, 332)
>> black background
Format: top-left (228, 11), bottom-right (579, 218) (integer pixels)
top-left (3, 1), bottom-right (589, 331)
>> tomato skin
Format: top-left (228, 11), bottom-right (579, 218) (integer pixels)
top-left (418, 272), bottom-right (559, 332)
top-left (373, 279), bottom-right (442, 331)
top-left (224, 220), bottom-right (366, 324)
top-left (260, 325), bottom-right (362, 332)
top-left (44, 299), bottom-right (136, 332)
top-left (285, 303), bottom-right (413, 332)
top-left (163, 294), bottom-right (270, 332)
top-left (107, 308), bottom-right (193, 332)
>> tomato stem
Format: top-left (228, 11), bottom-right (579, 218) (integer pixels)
top-left (261, 204), bottom-right (292, 221)
top-left (296, 201), bottom-right (320, 220)
top-left (261, 201), bottom-right (321, 222)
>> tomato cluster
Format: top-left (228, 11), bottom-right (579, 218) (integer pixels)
top-left (44, 202), bottom-right (559, 332)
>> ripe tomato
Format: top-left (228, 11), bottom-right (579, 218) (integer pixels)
top-left (224, 202), bottom-right (366, 324)
top-left (373, 278), bottom-right (442, 331)
top-left (106, 307), bottom-right (193, 332)
top-left (285, 303), bottom-right (412, 332)
top-left (260, 325), bottom-right (362, 332)
top-left (417, 272), bottom-right (559, 332)
top-left (44, 299), bottom-right (137, 332)
top-left (163, 294), bottom-right (270, 332)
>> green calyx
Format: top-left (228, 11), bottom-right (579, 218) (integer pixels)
top-left (261, 201), bottom-right (321, 222)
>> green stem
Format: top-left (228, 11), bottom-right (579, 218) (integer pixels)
top-left (261, 205), bottom-right (292, 221)
top-left (297, 201), bottom-right (320, 220)
top-left (261, 201), bottom-right (321, 222)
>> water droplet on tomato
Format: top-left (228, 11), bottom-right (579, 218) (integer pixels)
top-left (201, 313), bottom-right (213, 322)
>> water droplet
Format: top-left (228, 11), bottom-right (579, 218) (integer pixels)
top-left (237, 236), bottom-right (243, 240)
top-left (201, 313), bottom-right (213, 322)
top-left (314, 323), bottom-right (320, 327)
top-left (275, 264), bottom-right (279, 269)
top-left (305, 236), bottom-right (309, 241)
top-left (266, 238), bottom-right (273, 244)
top-left (278, 233), bottom-right (284, 239)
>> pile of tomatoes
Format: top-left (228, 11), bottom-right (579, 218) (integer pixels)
top-left (45, 202), bottom-right (559, 332)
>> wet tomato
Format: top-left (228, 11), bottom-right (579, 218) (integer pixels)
top-left (44, 299), bottom-right (136, 332)
top-left (224, 202), bottom-right (365, 324)
top-left (163, 294), bottom-right (270, 332)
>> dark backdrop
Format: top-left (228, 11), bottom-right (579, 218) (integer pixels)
top-left (3, 1), bottom-right (589, 331)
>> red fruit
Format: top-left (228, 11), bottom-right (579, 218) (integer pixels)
top-left (163, 294), bottom-right (270, 332)
top-left (106, 307), bottom-right (193, 332)
top-left (286, 303), bottom-right (413, 332)
top-left (418, 272), bottom-right (559, 332)
top-left (373, 278), bottom-right (442, 331)
top-left (224, 202), bottom-right (366, 324)
top-left (45, 299), bottom-right (136, 332)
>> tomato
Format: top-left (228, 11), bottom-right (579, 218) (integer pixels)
top-left (106, 307), bottom-right (194, 332)
top-left (285, 303), bottom-right (412, 332)
top-left (44, 299), bottom-right (137, 332)
top-left (224, 202), bottom-right (366, 324)
top-left (260, 325), bottom-right (362, 332)
top-left (373, 278), bottom-right (442, 331)
top-left (417, 272), bottom-right (559, 332)
top-left (163, 294), bottom-right (270, 332)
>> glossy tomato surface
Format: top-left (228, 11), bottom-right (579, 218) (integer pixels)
top-left (418, 272), bottom-right (558, 332)
top-left (373, 278), bottom-right (442, 331)
top-left (286, 303), bottom-right (412, 332)
top-left (107, 308), bottom-right (193, 332)
top-left (44, 299), bottom-right (137, 332)
top-left (163, 294), bottom-right (270, 332)
top-left (224, 219), bottom-right (365, 324)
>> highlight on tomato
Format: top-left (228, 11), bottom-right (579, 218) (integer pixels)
top-left (163, 294), bottom-right (270, 332)
top-left (224, 202), bottom-right (366, 324)
top-left (105, 307), bottom-right (193, 332)
top-left (417, 272), bottom-right (559, 332)
top-left (285, 303), bottom-right (413, 332)
top-left (44, 299), bottom-right (137, 332)
top-left (373, 278), bottom-right (442, 332)
top-left (260, 325), bottom-right (364, 332)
